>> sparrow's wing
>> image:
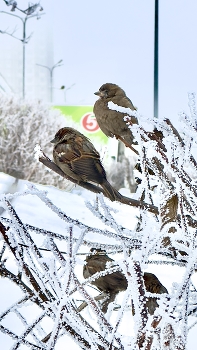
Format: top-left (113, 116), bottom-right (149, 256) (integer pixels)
top-left (54, 139), bottom-right (106, 183)
top-left (75, 137), bottom-right (100, 159)
top-left (144, 273), bottom-right (168, 294)
top-left (103, 271), bottom-right (128, 289)
top-left (84, 257), bottom-right (127, 291)
top-left (54, 137), bottom-right (100, 161)
top-left (54, 142), bottom-right (81, 163)
top-left (83, 257), bottom-right (107, 278)
top-left (112, 95), bottom-right (136, 110)
top-left (72, 156), bottom-right (106, 184)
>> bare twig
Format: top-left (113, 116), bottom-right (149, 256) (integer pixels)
top-left (116, 134), bottom-right (139, 155)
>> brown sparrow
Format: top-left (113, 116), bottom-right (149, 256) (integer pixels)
top-left (93, 83), bottom-right (138, 145)
top-left (51, 127), bottom-right (121, 201)
top-left (83, 249), bottom-right (128, 313)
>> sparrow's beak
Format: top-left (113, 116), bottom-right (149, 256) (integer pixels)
top-left (94, 90), bottom-right (107, 98)
top-left (50, 138), bottom-right (56, 143)
top-left (94, 91), bottom-right (101, 96)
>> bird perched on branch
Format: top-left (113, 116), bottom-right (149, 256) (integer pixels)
top-left (93, 83), bottom-right (138, 146)
top-left (83, 249), bottom-right (168, 314)
top-left (51, 127), bottom-right (121, 201)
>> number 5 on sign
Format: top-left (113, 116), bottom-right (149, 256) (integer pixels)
top-left (81, 113), bottom-right (100, 133)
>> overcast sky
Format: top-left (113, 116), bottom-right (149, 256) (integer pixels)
top-left (1, 0), bottom-right (197, 123)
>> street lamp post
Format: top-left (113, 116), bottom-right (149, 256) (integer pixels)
top-left (0, 11), bottom-right (44, 99)
top-left (36, 60), bottom-right (63, 103)
top-left (63, 83), bottom-right (76, 102)
top-left (154, 0), bottom-right (159, 119)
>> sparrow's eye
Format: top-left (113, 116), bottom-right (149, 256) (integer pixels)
top-left (101, 89), bottom-right (108, 97)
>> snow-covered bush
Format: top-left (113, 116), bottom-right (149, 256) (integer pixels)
top-left (0, 94), bottom-right (72, 189)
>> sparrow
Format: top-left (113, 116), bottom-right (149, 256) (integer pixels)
top-left (83, 249), bottom-right (168, 314)
top-left (51, 127), bottom-right (121, 201)
top-left (83, 249), bottom-right (128, 313)
top-left (93, 83), bottom-right (138, 145)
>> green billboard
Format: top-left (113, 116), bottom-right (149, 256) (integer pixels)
top-left (54, 105), bottom-right (108, 144)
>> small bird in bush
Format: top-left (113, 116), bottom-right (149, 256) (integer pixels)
top-left (93, 83), bottom-right (138, 145)
top-left (83, 249), bottom-right (168, 314)
top-left (83, 249), bottom-right (128, 313)
top-left (51, 127), bottom-right (121, 201)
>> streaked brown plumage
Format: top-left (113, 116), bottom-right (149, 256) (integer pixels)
top-left (51, 127), bottom-right (121, 201)
top-left (83, 249), bottom-right (168, 314)
top-left (93, 83), bottom-right (138, 145)
top-left (143, 272), bottom-right (168, 315)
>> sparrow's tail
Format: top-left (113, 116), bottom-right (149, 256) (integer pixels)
top-left (102, 180), bottom-right (122, 202)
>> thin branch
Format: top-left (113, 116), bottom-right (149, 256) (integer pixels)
top-left (0, 324), bottom-right (46, 349)
top-left (76, 292), bottom-right (107, 312)
top-left (1, 217), bottom-right (129, 250)
top-left (0, 221), bottom-right (54, 303)
top-left (116, 134), bottom-right (139, 155)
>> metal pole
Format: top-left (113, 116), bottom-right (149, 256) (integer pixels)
top-left (50, 68), bottom-right (53, 103)
top-left (22, 19), bottom-right (26, 99)
top-left (154, 0), bottom-right (159, 118)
